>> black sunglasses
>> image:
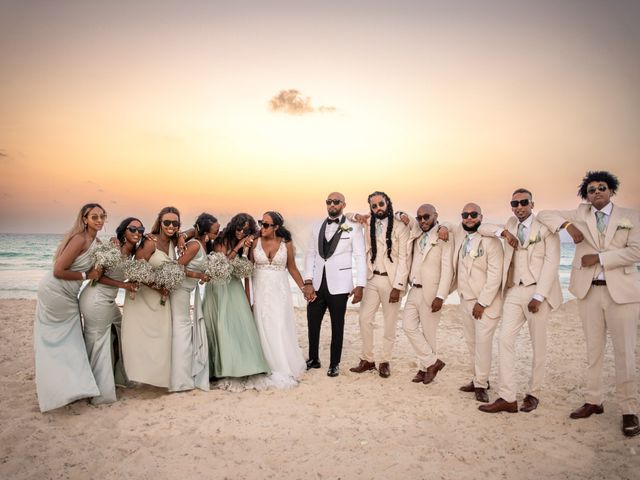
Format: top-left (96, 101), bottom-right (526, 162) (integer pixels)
top-left (162, 220), bottom-right (180, 228)
top-left (126, 226), bottom-right (145, 234)
top-left (415, 214), bottom-right (431, 222)
top-left (510, 199), bottom-right (530, 208)
top-left (370, 201), bottom-right (386, 209)
top-left (461, 211), bottom-right (479, 219)
top-left (259, 221), bottom-right (276, 229)
top-left (587, 185), bottom-right (608, 194)
top-left (326, 199), bottom-right (342, 206)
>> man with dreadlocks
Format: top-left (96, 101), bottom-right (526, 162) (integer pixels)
top-left (538, 170), bottom-right (640, 437)
top-left (348, 191), bottom-right (410, 378)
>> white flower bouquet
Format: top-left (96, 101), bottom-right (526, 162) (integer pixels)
top-left (231, 256), bottom-right (254, 279)
top-left (91, 241), bottom-right (122, 286)
top-left (154, 261), bottom-right (185, 305)
top-left (205, 252), bottom-right (234, 284)
top-left (121, 258), bottom-right (155, 300)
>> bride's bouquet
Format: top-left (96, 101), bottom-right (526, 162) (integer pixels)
top-left (121, 258), bottom-right (155, 300)
top-left (153, 260), bottom-right (185, 305)
top-left (91, 241), bottom-right (122, 286)
top-left (230, 255), bottom-right (254, 279)
top-left (205, 252), bottom-right (233, 284)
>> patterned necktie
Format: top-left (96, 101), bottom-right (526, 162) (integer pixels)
top-left (461, 234), bottom-right (470, 257)
top-left (595, 211), bottom-right (606, 233)
top-left (376, 220), bottom-right (384, 237)
top-left (419, 232), bottom-right (428, 250)
top-left (517, 223), bottom-right (526, 246)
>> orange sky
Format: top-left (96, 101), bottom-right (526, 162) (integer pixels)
top-left (1, 1), bottom-right (639, 233)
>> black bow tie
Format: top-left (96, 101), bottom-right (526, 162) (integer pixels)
top-left (327, 218), bottom-right (340, 224)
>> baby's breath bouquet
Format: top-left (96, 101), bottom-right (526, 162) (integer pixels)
top-left (91, 241), bottom-right (122, 286)
top-left (121, 258), bottom-right (155, 300)
top-left (205, 252), bottom-right (233, 284)
top-left (154, 260), bottom-right (185, 305)
top-left (231, 255), bottom-right (254, 279)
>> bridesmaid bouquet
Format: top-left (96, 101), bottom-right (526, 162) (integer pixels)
top-left (205, 252), bottom-right (233, 284)
top-left (154, 261), bottom-right (185, 305)
top-left (230, 256), bottom-right (254, 279)
top-left (91, 241), bottom-right (122, 286)
top-left (121, 258), bottom-right (155, 300)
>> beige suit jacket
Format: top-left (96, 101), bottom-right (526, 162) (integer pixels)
top-left (362, 217), bottom-right (410, 291)
top-left (478, 214), bottom-right (563, 310)
top-left (537, 204), bottom-right (640, 304)
top-left (406, 222), bottom-right (454, 302)
top-left (450, 225), bottom-right (504, 318)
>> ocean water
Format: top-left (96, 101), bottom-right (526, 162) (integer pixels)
top-left (0, 233), bottom-right (576, 304)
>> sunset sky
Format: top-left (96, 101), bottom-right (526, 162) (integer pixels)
top-left (1, 0), bottom-right (639, 234)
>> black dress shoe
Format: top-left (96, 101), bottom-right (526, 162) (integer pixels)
top-left (306, 359), bottom-right (321, 370)
top-left (460, 380), bottom-right (490, 392)
top-left (327, 366), bottom-right (339, 377)
top-left (622, 414), bottom-right (640, 437)
top-left (520, 394), bottom-right (539, 413)
top-left (378, 362), bottom-right (391, 378)
top-left (474, 388), bottom-right (489, 403)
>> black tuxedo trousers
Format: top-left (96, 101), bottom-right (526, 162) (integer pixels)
top-left (306, 268), bottom-right (349, 367)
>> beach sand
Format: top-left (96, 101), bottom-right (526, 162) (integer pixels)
top-left (1, 298), bottom-right (639, 479)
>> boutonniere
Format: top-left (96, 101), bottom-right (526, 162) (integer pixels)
top-left (431, 240), bottom-right (438, 247)
top-left (339, 223), bottom-right (353, 233)
top-left (469, 246), bottom-right (484, 258)
top-left (528, 232), bottom-right (542, 245)
top-left (617, 218), bottom-right (633, 230)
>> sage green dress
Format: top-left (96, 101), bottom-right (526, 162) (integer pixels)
top-left (203, 274), bottom-right (270, 379)
top-left (34, 240), bottom-right (100, 412)
top-left (78, 261), bottom-right (129, 405)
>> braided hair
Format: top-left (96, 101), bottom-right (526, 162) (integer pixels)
top-left (368, 191), bottom-right (394, 264)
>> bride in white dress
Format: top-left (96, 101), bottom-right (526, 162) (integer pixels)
top-left (250, 211), bottom-right (307, 388)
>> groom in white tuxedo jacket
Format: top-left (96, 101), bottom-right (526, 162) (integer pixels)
top-left (303, 192), bottom-right (367, 377)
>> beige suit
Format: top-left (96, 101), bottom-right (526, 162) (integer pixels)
top-left (358, 217), bottom-right (410, 363)
top-left (538, 204), bottom-right (640, 414)
top-left (402, 222), bottom-right (454, 369)
top-left (451, 225), bottom-right (503, 389)
top-left (479, 214), bottom-right (562, 402)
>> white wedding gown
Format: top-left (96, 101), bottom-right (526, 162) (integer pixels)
top-left (251, 238), bottom-right (306, 388)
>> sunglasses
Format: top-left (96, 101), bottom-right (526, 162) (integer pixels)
top-left (259, 221), bottom-right (276, 229)
top-left (370, 201), bottom-right (386, 209)
top-left (461, 211), bottom-right (479, 219)
top-left (415, 214), bottom-right (431, 222)
top-left (326, 199), bottom-right (342, 206)
top-left (87, 214), bottom-right (107, 221)
top-left (587, 185), bottom-right (608, 194)
top-left (126, 226), bottom-right (145, 234)
top-left (510, 199), bottom-right (530, 208)
top-left (162, 220), bottom-right (180, 228)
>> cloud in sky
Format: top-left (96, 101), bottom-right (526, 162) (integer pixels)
top-left (268, 89), bottom-right (337, 115)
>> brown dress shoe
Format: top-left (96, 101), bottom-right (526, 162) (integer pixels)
top-left (569, 403), bottom-right (604, 419)
top-left (422, 359), bottom-right (445, 385)
top-left (622, 414), bottom-right (640, 437)
top-left (378, 362), bottom-right (390, 378)
top-left (349, 359), bottom-right (376, 373)
top-left (411, 370), bottom-right (426, 383)
top-left (460, 380), bottom-right (490, 392)
top-left (479, 397), bottom-right (518, 413)
top-left (474, 388), bottom-right (489, 403)
top-left (520, 394), bottom-right (539, 413)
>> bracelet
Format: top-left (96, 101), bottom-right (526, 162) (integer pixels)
top-left (303, 280), bottom-right (312, 285)
top-left (81, 272), bottom-right (87, 280)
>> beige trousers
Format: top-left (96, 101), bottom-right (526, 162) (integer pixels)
top-left (459, 297), bottom-right (500, 389)
top-left (402, 286), bottom-right (441, 369)
top-left (498, 285), bottom-right (550, 403)
top-left (358, 274), bottom-right (401, 363)
top-left (578, 285), bottom-right (639, 414)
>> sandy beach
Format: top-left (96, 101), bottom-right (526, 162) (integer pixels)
top-left (1, 298), bottom-right (638, 480)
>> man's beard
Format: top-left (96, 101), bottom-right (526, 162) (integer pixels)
top-left (462, 222), bottom-right (481, 232)
top-left (373, 210), bottom-right (387, 220)
top-left (328, 208), bottom-right (342, 218)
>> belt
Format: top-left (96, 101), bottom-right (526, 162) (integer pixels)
top-left (373, 270), bottom-right (388, 276)
top-left (591, 279), bottom-right (607, 286)
top-left (411, 282), bottom-right (423, 288)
